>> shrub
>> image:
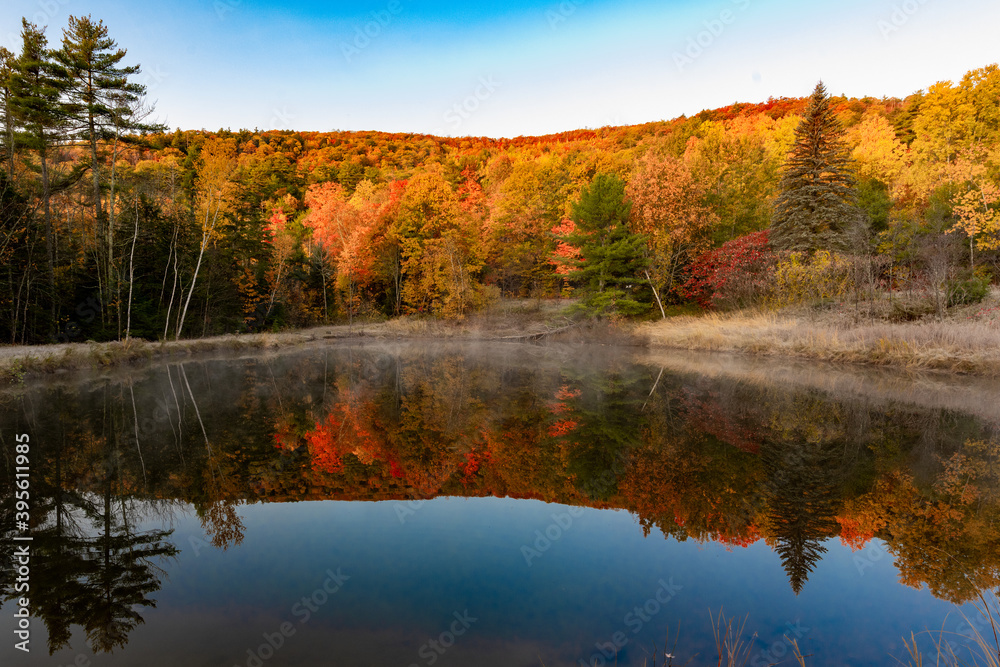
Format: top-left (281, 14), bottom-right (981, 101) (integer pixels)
top-left (946, 273), bottom-right (990, 307)
top-left (772, 250), bottom-right (854, 307)
top-left (680, 230), bottom-right (776, 309)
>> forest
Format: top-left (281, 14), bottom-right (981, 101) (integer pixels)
top-left (1, 15), bottom-right (999, 344)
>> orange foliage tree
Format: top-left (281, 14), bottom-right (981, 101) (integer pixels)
top-left (627, 150), bottom-right (719, 312)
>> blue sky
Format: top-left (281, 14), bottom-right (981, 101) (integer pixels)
top-left (1, 0), bottom-right (997, 137)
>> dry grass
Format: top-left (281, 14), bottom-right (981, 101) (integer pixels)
top-left (0, 298), bottom-right (593, 384)
top-left (641, 307), bottom-right (1000, 376)
top-left (903, 591), bottom-right (1000, 666)
top-left (0, 334), bottom-right (277, 384)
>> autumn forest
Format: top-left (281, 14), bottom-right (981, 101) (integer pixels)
top-left (1, 16), bottom-right (1000, 345)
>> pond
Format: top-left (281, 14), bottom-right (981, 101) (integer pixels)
top-left (2, 341), bottom-right (1000, 666)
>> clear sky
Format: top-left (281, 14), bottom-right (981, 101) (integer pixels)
top-left (1, 0), bottom-right (997, 138)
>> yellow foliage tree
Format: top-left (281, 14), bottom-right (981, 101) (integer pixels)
top-left (771, 251), bottom-right (853, 307)
top-left (175, 137), bottom-right (236, 339)
top-left (950, 181), bottom-right (1000, 266)
top-left (848, 113), bottom-right (907, 193)
top-left (390, 171), bottom-right (483, 317)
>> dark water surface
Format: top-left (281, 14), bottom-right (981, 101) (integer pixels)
top-left (2, 342), bottom-right (1000, 666)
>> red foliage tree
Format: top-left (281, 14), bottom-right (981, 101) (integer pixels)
top-left (679, 230), bottom-right (776, 309)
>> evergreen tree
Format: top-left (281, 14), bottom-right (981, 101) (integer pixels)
top-left (9, 20), bottom-right (72, 332)
top-left (0, 46), bottom-right (15, 179)
top-left (564, 173), bottom-right (650, 317)
top-left (763, 438), bottom-right (842, 594)
top-left (59, 15), bottom-right (156, 316)
top-left (771, 81), bottom-right (859, 252)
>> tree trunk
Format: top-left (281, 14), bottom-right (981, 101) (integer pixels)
top-left (125, 195), bottom-right (139, 339)
top-left (106, 132), bottom-right (120, 329)
top-left (645, 270), bottom-right (666, 319)
top-left (177, 197), bottom-right (219, 340)
top-left (41, 150), bottom-right (56, 337)
top-left (176, 232), bottom-right (208, 340)
top-left (163, 237), bottom-right (179, 341)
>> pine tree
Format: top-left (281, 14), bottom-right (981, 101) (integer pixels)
top-left (0, 46), bottom-right (15, 179)
top-left (9, 19), bottom-right (72, 332)
top-left (59, 15), bottom-right (155, 317)
top-left (771, 81), bottom-right (859, 252)
top-left (564, 173), bottom-right (650, 317)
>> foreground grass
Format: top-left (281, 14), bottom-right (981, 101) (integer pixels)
top-left (641, 295), bottom-right (1000, 376)
top-left (0, 298), bottom-right (630, 384)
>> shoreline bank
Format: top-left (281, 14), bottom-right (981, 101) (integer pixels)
top-left (4, 302), bottom-right (1000, 383)
top-left (640, 309), bottom-right (1000, 376)
top-left (0, 307), bottom-right (605, 383)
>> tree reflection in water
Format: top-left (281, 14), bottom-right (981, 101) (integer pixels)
top-left (3, 344), bottom-right (1000, 655)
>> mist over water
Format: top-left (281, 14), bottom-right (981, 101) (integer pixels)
top-left (2, 341), bottom-right (999, 666)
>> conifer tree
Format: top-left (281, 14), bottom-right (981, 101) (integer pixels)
top-left (9, 19), bottom-right (72, 329)
top-left (564, 173), bottom-right (650, 317)
top-left (771, 81), bottom-right (859, 252)
top-left (59, 15), bottom-right (157, 320)
top-left (763, 438), bottom-right (842, 595)
top-left (0, 46), bottom-right (15, 179)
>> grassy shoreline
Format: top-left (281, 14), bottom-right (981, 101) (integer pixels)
top-left (0, 299), bottom-right (605, 383)
top-left (4, 293), bottom-right (1000, 383)
top-left (641, 306), bottom-right (1000, 376)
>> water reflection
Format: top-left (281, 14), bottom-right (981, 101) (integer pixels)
top-left (2, 342), bottom-right (999, 663)
top-left (3, 407), bottom-right (178, 655)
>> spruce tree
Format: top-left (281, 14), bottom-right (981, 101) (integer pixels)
top-left (771, 81), bottom-right (859, 252)
top-left (763, 438), bottom-right (842, 595)
top-left (565, 173), bottom-right (650, 317)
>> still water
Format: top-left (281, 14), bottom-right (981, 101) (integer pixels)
top-left (2, 342), bottom-right (1000, 666)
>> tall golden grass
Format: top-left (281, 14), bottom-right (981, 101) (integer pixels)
top-left (641, 310), bottom-right (1000, 375)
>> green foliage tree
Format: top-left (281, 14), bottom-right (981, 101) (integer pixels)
top-left (0, 46), bottom-right (15, 178)
top-left (59, 15), bottom-right (154, 314)
top-left (9, 20), bottom-right (73, 330)
top-left (564, 173), bottom-right (649, 317)
top-left (771, 81), bottom-right (859, 252)
top-left (763, 438), bottom-right (843, 594)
